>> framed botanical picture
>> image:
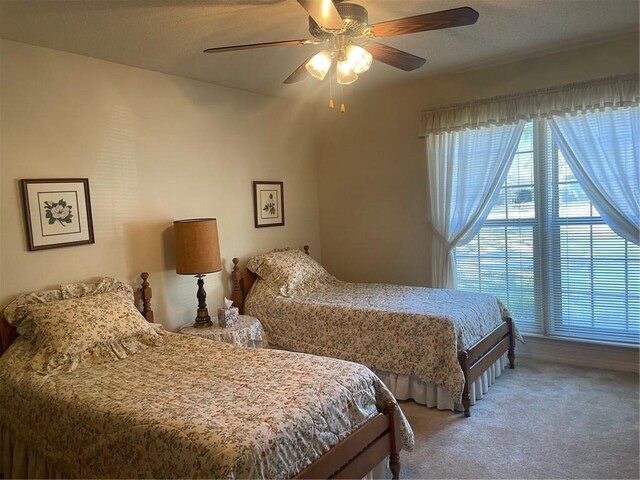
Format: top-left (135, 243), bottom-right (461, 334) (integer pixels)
top-left (253, 181), bottom-right (284, 228)
top-left (20, 178), bottom-right (95, 251)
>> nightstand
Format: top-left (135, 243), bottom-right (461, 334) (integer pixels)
top-left (178, 315), bottom-right (268, 348)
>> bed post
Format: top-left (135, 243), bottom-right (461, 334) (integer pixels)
top-left (139, 272), bottom-right (154, 323)
top-left (231, 258), bottom-right (244, 315)
top-left (506, 317), bottom-right (515, 369)
top-left (303, 245), bottom-right (309, 255)
top-left (0, 318), bottom-right (17, 356)
top-left (458, 350), bottom-right (471, 417)
top-left (383, 400), bottom-right (402, 480)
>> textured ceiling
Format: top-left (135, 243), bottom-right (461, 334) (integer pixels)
top-left (1, 0), bottom-right (638, 100)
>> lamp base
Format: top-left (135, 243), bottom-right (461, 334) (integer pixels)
top-left (193, 275), bottom-right (213, 328)
top-left (194, 308), bottom-right (213, 328)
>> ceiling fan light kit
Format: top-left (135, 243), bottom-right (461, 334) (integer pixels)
top-left (336, 57), bottom-right (358, 85)
top-left (203, 1), bottom-right (479, 109)
top-left (306, 50), bottom-right (333, 80)
top-left (305, 42), bottom-right (372, 86)
top-left (345, 45), bottom-right (373, 74)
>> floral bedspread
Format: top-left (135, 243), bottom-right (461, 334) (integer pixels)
top-left (0, 333), bottom-right (413, 479)
top-left (245, 279), bottom-right (519, 402)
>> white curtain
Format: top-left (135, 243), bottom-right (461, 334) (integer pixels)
top-left (548, 106), bottom-right (639, 245)
top-left (426, 121), bottom-right (525, 288)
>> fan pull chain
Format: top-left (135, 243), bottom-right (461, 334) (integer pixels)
top-left (328, 69), bottom-right (334, 109)
top-left (340, 84), bottom-right (346, 113)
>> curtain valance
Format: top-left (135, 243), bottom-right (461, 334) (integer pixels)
top-left (420, 74), bottom-right (639, 136)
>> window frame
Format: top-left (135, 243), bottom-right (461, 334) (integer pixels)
top-left (455, 117), bottom-right (639, 345)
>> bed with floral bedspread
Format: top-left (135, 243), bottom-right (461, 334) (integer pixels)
top-left (0, 276), bottom-right (413, 479)
top-left (237, 248), bottom-right (521, 408)
top-left (0, 333), bottom-right (413, 478)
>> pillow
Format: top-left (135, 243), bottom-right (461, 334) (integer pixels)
top-left (60, 276), bottom-right (135, 302)
top-left (3, 288), bottom-right (64, 327)
top-left (17, 290), bottom-right (163, 375)
top-left (246, 248), bottom-right (333, 297)
top-left (3, 277), bottom-right (134, 327)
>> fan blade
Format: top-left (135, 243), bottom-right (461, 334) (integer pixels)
top-left (283, 55), bottom-right (315, 84)
top-left (360, 41), bottom-right (426, 71)
top-left (297, 0), bottom-right (345, 30)
top-left (367, 6), bottom-right (479, 38)
top-left (204, 39), bottom-right (318, 54)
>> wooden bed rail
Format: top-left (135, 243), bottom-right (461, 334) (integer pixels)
top-left (295, 400), bottom-right (402, 479)
top-left (458, 317), bottom-right (515, 417)
top-left (0, 272), bottom-right (154, 356)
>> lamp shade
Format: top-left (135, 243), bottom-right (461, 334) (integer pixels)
top-left (174, 218), bottom-right (222, 275)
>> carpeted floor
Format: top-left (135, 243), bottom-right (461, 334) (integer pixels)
top-left (397, 360), bottom-right (639, 479)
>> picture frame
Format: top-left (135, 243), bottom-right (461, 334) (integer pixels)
top-left (252, 181), bottom-right (284, 228)
top-left (20, 178), bottom-right (95, 251)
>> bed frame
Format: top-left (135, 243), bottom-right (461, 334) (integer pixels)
top-left (231, 246), bottom-right (516, 417)
top-left (0, 272), bottom-right (404, 479)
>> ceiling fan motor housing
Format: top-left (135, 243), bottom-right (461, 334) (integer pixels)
top-left (309, 3), bottom-right (369, 39)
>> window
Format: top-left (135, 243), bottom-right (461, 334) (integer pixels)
top-left (455, 119), bottom-right (640, 345)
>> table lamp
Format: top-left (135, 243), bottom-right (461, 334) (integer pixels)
top-left (174, 218), bottom-right (222, 328)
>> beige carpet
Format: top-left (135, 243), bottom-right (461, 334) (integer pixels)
top-left (397, 360), bottom-right (639, 479)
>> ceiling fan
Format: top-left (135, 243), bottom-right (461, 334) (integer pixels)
top-left (203, 0), bottom-right (479, 88)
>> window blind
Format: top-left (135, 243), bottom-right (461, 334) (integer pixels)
top-left (546, 137), bottom-right (640, 344)
top-left (456, 121), bottom-right (542, 334)
top-left (456, 115), bottom-right (640, 345)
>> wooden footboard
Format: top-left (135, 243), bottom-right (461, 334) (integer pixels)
top-left (295, 400), bottom-right (402, 479)
top-left (457, 317), bottom-right (515, 417)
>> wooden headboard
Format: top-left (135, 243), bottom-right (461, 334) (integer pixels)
top-left (231, 245), bottom-right (309, 315)
top-left (0, 272), bottom-right (154, 356)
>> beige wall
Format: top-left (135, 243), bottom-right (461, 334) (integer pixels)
top-left (2, 33), bottom-right (638, 329)
top-left (314, 33), bottom-right (639, 287)
top-left (0, 40), bottom-right (321, 330)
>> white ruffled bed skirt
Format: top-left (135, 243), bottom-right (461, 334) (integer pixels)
top-left (363, 459), bottom-right (389, 479)
top-left (375, 353), bottom-right (509, 410)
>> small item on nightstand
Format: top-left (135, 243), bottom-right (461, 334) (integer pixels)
top-left (218, 297), bottom-right (239, 328)
top-left (218, 308), bottom-right (239, 328)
